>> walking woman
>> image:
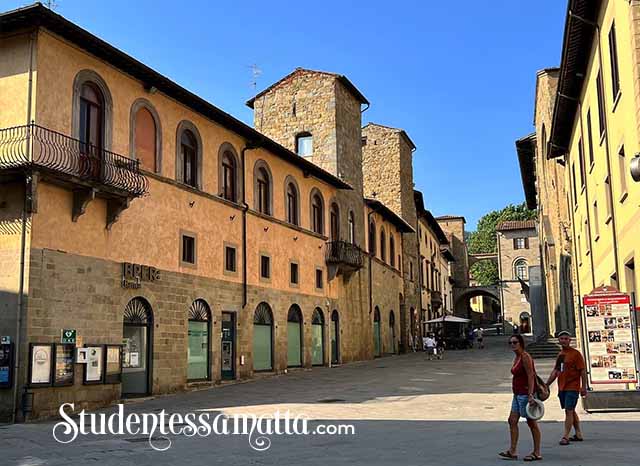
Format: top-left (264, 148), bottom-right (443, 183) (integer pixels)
top-left (499, 334), bottom-right (542, 461)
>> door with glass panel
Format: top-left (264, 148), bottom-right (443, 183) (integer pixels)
top-left (331, 310), bottom-right (340, 364)
top-left (253, 303), bottom-right (273, 371)
top-left (187, 300), bottom-right (211, 381)
top-left (373, 307), bottom-right (381, 357)
top-left (312, 308), bottom-right (325, 366)
top-left (221, 312), bottom-right (235, 380)
top-left (122, 298), bottom-right (152, 396)
top-left (287, 305), bottom-right (303, 367)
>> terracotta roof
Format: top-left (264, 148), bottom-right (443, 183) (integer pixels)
top-left (496, 220), bottom-right (536, 231)
top-left (246, 67), bottom-right (369, 108)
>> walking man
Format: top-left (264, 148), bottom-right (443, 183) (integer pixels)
top-left (477, 327), bottom-right (485, 349)
top-left (545, 330), bottom-right (588, 445)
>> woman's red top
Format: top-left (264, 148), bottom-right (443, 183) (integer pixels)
top-left (511, 353), bottom-right (534, 395)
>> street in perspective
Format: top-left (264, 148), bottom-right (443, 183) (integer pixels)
top-left (1, 1), bottom-right (640, 465)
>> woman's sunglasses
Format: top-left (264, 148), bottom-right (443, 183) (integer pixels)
top-left (509, 341), bottom-right (519, 346)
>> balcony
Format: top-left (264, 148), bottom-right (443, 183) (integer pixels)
top-left (431, 290), bottom-right (443, 308)
top-left (325, 240), bottom-right (364, 276)
top-left (0, 124), bottom-right (149, 227)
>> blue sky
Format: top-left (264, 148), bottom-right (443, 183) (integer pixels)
top-left (6, 0), bottom-right (567, 229)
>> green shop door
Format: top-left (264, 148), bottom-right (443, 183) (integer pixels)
top-left (311, 308), bottom-right (325, 366)
top-left (221, 312), bottom-right (235, 380)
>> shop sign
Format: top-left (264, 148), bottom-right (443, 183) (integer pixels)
top-left (121, 262), bottom-right (160, 289)
top-left (583, 286), bottom-right (639, 385)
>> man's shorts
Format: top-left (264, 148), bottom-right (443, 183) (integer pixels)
top-left (559, 390), bottom-right (579, 410)
top-left (511, 395), bottom-right (529, 418)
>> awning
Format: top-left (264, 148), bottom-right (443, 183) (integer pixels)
top-left (424, 316), bottom-right (471, 324)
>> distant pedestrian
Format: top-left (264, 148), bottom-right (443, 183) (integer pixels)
top-left (499, 334), bottom-right (542, 461)
top-left (477, 327), bottom-right (485, 349)
top-left (424, 334), bottom-right (436, 360)
top-left (467, 327), bottom-right (475, 349)
top-left (545, 330), bottom-right (587, 445)
top-left (436, 335), bottom-right (445, 360)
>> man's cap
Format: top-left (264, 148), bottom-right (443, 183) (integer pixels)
top-left (556, 330), bottom-right (572, 337)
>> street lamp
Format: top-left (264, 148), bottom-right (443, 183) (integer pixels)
top-left (631, 154), bottom-right (640, 182)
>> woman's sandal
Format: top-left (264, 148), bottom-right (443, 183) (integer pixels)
top-left (524, 453), bottom-right (543, 461)
top-left (498, 451), bottom-right (518, 460)
top-left (569, 435), bottom-right (584, 441)
top-left (559, 437), bottom-right (570, 445)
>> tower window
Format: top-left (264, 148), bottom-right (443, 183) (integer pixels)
top-left (296, 132), bottom-right (313, 157)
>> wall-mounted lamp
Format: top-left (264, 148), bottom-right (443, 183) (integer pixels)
top-left (293, 236), bottom-right (298, 241)
top-left (146, 85), bottom-right (158, 95)
top-left (189, 201), bottom-right (195, 208)
top-left (264, 227), bottom-right (269, 232)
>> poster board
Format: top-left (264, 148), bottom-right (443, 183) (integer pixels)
top-left (53, 344), bottom-right (75, 386)
top-left (583, 287), bottom-right (639, 385)
top-left (29, 343), bottom-right (53, 386)
top-left (104, 345), bottom-right (122, 384)
top-left (83, 345), bottom-right (104, 384)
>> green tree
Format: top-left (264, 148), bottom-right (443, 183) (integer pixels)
top-left (468, 203), bottom-right (536, 285)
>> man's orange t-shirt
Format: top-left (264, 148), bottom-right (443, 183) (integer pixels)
top-left (555, 347), bottom-right (586, 391)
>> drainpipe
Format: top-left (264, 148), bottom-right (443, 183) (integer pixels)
top-left (12, 29), bottom-right (37, 424)
top-left (241, 140), bottom-right (261, 309)
top-left (415, 216), bottom-right (423, 342)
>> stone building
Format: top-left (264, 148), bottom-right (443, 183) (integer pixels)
top-left (435, 216), bottom-right (469, 317)
top-left (517, 68), bottom-right (576, 338)
top-left (496, 220), bottom-right (540, 333)
top-left (0, 4), bottom-right (455, 421)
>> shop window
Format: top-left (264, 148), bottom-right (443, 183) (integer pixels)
top-left (188, 299), bottom-right (211, 381)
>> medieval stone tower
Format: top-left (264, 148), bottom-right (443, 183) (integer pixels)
top-left (247, 68), bottom-right (372, 360)
top-left (361, 123), bottom-right (420, 348)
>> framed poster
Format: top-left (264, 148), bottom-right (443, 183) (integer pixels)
top-left (29, 343), bottom-right (53, 387)
top-left (583, 287), bottom-right (639, 385)
top-left (53, 344), bottom-right (75, 386)
top-left (104, 345), bottom-right (122, 384)
top-left (83, 345), bottom-right (104, 384)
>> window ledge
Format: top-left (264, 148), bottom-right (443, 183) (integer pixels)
top-left (223, 268), bottom-right (238, 277)
top-left (612, 90), bottom-right (622, 113)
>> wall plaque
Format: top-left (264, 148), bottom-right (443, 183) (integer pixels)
top-left (121, 262), bottom-right (160, 288)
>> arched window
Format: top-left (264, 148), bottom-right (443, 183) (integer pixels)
top-left (348, 211), bottom-right (355, 244)
top-left (253, 302), bottom-right (273, 371)
top-left (380, 228), bottom-right (387, 263)
top-left (330, 202), bottom-right (340, 241)
top-left (130, 99), bottom-right (161, 173)
top-left (285, 178), bottom-right (300, 225)
top-left (221, 152), bottom-right (237, 201)
top-left (312, 308), bottom-right (325, 366)
top-left (310, 189), bottom-right (324, 235)
top-left (296, 132), bottom-right (313, 157)
top-left (79, 82), bottom-right (104, 153)
top-left (122, 297), bottom-right (153, 396)
top-left (72, 70), bottom-right (113, 153)
top-left (368, 219), bottom-right (377, 256)
top-left (390, 235), bottom-right (396, 267)
top-left (176, 121), bottom-right (202, 189)
top-left (188, 299), bottom-right (211, 381)
top-left (287, 305), bottom-right (303, 367)
top-left (514, 258), bottom-right (528, 280)
top-left (254, 161), bottom-right (273, 215)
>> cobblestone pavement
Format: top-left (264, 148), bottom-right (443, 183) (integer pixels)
top-left (2, 336), bottom-right (639, 465)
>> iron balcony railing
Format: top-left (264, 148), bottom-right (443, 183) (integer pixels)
top-left (0, 123), bottom-right (148, 196)
top-left (325, 240), bottom-right (364, 269)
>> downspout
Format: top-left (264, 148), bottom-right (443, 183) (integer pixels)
top-left (416, 216), bottom-right (423, 342)
top-left (13, 30), bottom-right (36, 423)
top-left (241, 140), bottom-right (261, 309)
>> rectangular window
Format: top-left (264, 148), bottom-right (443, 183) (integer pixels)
top-left (578, 138), bottom-right (585, 189)
top-left (181, 233), bottom-right (196, 266)
top-left (571, 163), bottom-right (578, 206)
top-left (297, 135), bottom-right (313, 157)
top-left (604, 176), bottom-right (613, 223)
top-left (609, 22), bottom-right (621, 100)
top-left (260, 255), bottom-right (271, 279)
top-left (290, 262), bottom-right (299, 285)
top-left (593, 201), bottom-right (600, 240)
top-left (315, 268), bottom-right (324, 289)
top-left (618, 145), bottom-right (628, 201)
top-left (586, 110), bottom-right (594, 167)
top-left (584, 220), bottom-right (591, 255)
top-left (410, 262), bottom-right (413, 281)
top-left (577, 234), bottom-right (582, 265)
top-left (597, 71), bottom-right (606, 137)
top-left (225, 246), bottom-right (236, 273)
top-left (514, 238), bottom-right (526, 250)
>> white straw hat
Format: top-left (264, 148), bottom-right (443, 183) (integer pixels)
top-left (526, 398), bottom-right (545, 421)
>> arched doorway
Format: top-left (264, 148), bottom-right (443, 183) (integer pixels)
top-left (373, 307), bottom-right (381, 357)
top-left (331, 310), bottom-right (340, 364)
top-left (253, 302), bottom-right (273, 371)
top-left (389, 310), bottom-right (396, 354)
top-left (311, 308), bottom-right (325, 366)
top-left (287, 305), bottom-right (303, 367)
top-left (122, 297), bottom-right (153, 396)
top-left (187, 299), bottom-right (211, 381)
